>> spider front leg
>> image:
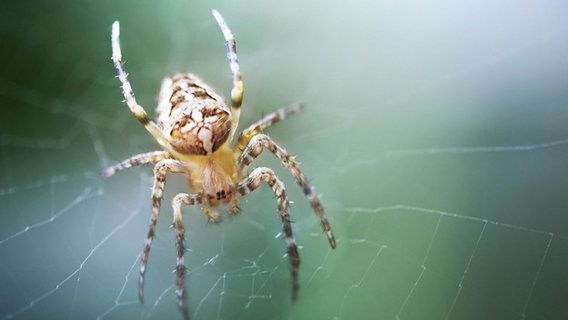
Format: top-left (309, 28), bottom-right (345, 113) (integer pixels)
top-left (238, 134), bottom-right (337, 249)
top-left (111, 21), bottom-right (184, 159)
top-left (172, 193), bottom-right (202, 320)
top-left (101, 150), bottom-right (170, 177)
top-left (233, 103), bottom-right (303, 153)
top-left (237, 167), bottom-right (301, 300)
top-left (212, 9), bottom-right (243, 140)
top-left (139, 159), bottom-right (187, 303)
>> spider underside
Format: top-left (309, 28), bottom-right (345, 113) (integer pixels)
top-left (104, 10), bottom-right (336, 319)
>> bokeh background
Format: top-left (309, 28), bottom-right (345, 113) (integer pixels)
top-left (1, 1), bottom-right (568, 319)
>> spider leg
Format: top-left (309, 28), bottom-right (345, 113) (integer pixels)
top-left (238, 134), bottom-right (336, 249)
top-left (237, 167), bottom-right (301, 300)
top-left (212, 10), bottom-right (243, 141)
top-left (101, 150), bottom-right (171, 177)
top-left (139, 159), bottom-right (187, 303)
top-left (172, 192), bottom-right (202, 320)
top-left (111, 21), bottom-right (182, 158)
top-left (233, 103), bottom-right (303, 153)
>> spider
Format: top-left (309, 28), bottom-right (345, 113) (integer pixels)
top-left (103, 10), bottom-right (336, 319)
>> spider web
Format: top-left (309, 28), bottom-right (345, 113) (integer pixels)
top-left (1, 1), bottom-right (568, 319)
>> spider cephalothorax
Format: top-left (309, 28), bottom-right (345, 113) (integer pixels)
top-left (104, 10), bottom-right (336, 320)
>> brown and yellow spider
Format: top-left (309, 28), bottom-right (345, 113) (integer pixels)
top-left (103, 10), bottom-right (336, 319)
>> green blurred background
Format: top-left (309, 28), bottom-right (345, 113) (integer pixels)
top-left (1, 1), bottom-right (568, 319)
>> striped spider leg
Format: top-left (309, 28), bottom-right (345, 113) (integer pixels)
top-left (235, 124), bottom-right (337, 300)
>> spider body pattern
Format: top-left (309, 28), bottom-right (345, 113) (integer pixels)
top-left (104, 10), bottom-right (336, 319)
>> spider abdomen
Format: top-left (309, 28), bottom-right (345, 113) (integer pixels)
top-left (157, 74), bottom-right (232, 155)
